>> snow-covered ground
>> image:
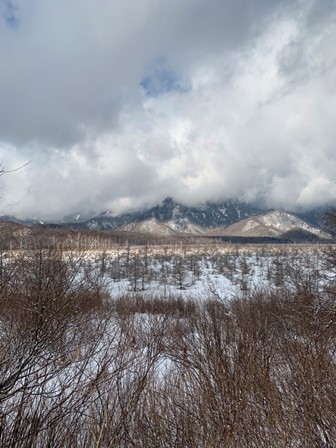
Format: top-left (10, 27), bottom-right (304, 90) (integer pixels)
top-left (81, 244), bottom-right (333, 301)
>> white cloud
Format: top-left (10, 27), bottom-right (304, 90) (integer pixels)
top-left (1, 0), bottom-right (336, 218)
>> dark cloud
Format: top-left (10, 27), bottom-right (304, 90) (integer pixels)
top-left (306, 0), bottom-right (336, 27)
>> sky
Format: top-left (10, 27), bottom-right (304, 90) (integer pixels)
top-left (0, 0), bottom-right (336, 219)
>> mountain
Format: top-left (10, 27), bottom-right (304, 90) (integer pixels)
top-left (120, 218), bottom-right (179, 236)
top-left (79, 199), bottom-right (331, 240)
top-left (80, 211), bottom-right (135, 231)
top-left (0, 215), bottom-right (46, 225)
top-left (79, 197), bottom-right (264, 232)
top-left (143, 197), bottom-right (262, 227)
top-left (214, 210), bottom-right (331, 240)
top-left (119, 217), bottom-right (208, 236)
top-left (0, 197), bottom-right (333, 241)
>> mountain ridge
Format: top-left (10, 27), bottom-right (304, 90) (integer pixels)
top-left (79, 197), bottom-right (265, 231)
top-left (212, 210), bottom-right (331, 240)
top-left (0, 197), bottom-right (333, 241)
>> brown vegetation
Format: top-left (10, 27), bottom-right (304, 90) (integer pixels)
top-left (0, 241), bottom-right (335, 447)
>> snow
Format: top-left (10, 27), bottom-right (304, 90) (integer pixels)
top-left (242, 219), bottom-right (259, 232)
top-left (260, 211), bottom-right (330, 238)
top-left (219, 207), bottom-right (227, 216)
top-left (135, 218), bottom-right (175, 235)
top-left (85, 244), bottom-right (331, 303)
top-left (166, 219), bottom-right (206, 234)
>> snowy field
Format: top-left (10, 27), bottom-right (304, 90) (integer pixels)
top-left (79, 243), bottom-right (335, 301)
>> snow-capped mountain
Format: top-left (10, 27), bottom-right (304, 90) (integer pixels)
top-left (80, 197), bottom-right (263, 232)
top-left (0, 198), bottom-right (333, 241)
top-left (215, 210), bottom-right (331, 240)
top-left (84, 199), bottom-right (332, 240)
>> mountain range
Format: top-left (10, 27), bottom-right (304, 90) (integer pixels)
top-left (0, 197), bottom-right (333, 241)
top-left (80, 197), bottom-right (263, 232)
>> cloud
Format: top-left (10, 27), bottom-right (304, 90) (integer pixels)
top-left (1, 0), bottom-right (18, 28)
top-left (0, 0), bottom-right (336, 218)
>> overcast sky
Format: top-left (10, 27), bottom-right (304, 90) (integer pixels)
top-left (1, 0), bottom-right (336, 219)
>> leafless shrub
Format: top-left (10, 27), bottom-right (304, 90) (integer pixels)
top-left (112, 293), bottom-right (197, 318)
top-left (0, 241), bottom-right (335, 446)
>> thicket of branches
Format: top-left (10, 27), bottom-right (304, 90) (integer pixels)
top-left (0, 242), bottom-right (335, 447)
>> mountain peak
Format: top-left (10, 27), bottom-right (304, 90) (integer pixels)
top-left (160, 196), bottom-right (177, 207)
top-left (162, 196), bottom-right (174, 203)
